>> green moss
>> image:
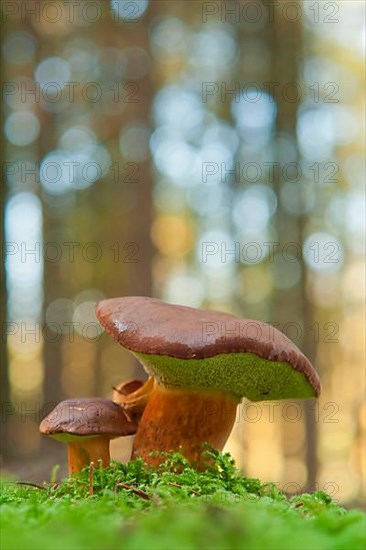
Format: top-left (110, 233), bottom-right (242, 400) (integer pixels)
top-left (1, 449), bottom-right (365, 550)
top-left (135, 352), bottom-right (315, 400)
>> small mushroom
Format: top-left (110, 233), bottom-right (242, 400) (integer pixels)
top-left (39, 398), bottom-right (137, 474)
top-left (96, 297), bottom-right (321, 467)
top-left (113, 379), bottom-right (144, 398)
top-left (112, 378), bottom-right (153, 423)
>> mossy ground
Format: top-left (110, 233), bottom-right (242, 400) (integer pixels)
top-left (1, 448), bottom-right (365, 550)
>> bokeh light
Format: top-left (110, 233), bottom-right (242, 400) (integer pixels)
top-left (232, 90), bottom-right (277, 143)
top-left (5, 112), bottom-right (40, 146)
top-left (111, 0), bottom-right (149, 21)
top-left (5, 192), bottom-right (43, 321)
top-left (35, 56), bottom-right (71, 90)
top-left (233, 185), bottom-right (277, 232)
top-left (303, 232), bottom-right (344, 273)
top-left (297, 106), bottom-right (335, 161)
top-left (150, 17), bottom-right (187, 62)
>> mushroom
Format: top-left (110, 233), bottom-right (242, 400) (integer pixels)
top-left (113, 379), bottom-right (144, 399)
top-left (112, 378), bottom-right (153, 423)
top-left (96, 297), bottom-right (321, 467)
top-left (39, 398), bottom-right (137, 474)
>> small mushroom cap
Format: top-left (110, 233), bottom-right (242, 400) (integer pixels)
top-left (113, 379), bottom-right (144, 397)
top-left (96, 297), bottom-right (321, 401)
top-left (39, 398), bottom-right (137, 439)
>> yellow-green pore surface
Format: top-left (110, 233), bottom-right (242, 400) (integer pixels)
top-left (135, 352), bottom-right (316, 401)
top-left (50, 434), bottom-right (106, 442)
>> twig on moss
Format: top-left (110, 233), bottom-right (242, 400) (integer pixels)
top-left (16, 482), bottom-right (45, 490)
top-left (115, 483), bottom-right (151, 500)
top-left (89, 462), bottom-right (94, 497)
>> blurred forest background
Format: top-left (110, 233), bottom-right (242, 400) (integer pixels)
top-left (1, 0), bottom-right (365, 507)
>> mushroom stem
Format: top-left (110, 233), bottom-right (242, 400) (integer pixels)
top-left (132, 384), bottom-right (240, 467)
top-left (67, 437), bottom-right (111, 474)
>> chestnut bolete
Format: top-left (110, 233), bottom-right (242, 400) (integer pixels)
top-left (96, 297), bottom-right (321, 467)
top-left (112, 378), bottom-right (153, 423)
top-left (39, 398), bottom-right (137, 474)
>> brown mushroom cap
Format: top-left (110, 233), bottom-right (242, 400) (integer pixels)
top-left (96, 297), bottom-right (321, 400)
top-left (113, 379), bottom-right (144, 397)
top-left (39, 398), bottom-right (137, 439)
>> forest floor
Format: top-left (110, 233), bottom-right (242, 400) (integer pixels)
top-left (1, 448), bottom-right (365, 550)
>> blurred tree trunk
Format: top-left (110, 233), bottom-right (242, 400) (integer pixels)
top-left (92, 8), bottom-right (155, 392)
top-left (1, 139), bottom-right (10, 457)
top-left (40, 7), bottom-right (154, 464)
top-left (268, 1), bottom-right (318, 492)
top-left (40, 101), bottom-right (65, 466)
